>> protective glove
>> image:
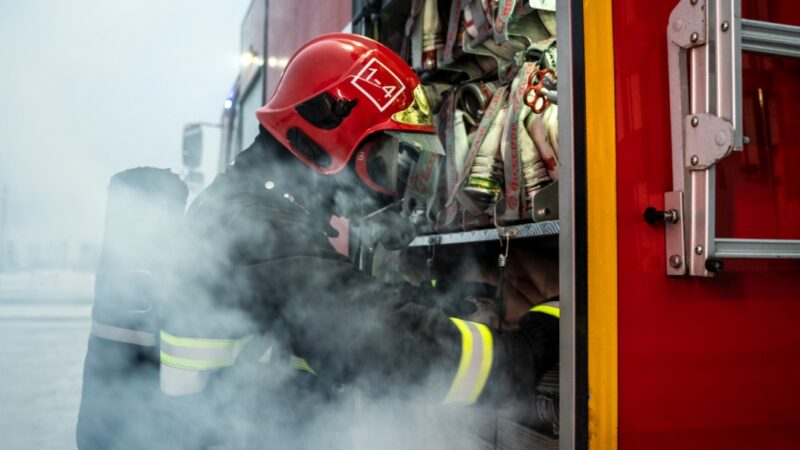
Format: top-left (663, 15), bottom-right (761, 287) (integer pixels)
top-left (485, 304), bottom-right (559, 409)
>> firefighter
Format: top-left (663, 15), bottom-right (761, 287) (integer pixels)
top-left (159, 33), bottom-right (559, 449)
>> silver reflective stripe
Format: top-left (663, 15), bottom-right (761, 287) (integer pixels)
top-left (443, 318), bottom-right (493, 405)
top-left (160, 363), bottom-right (210, 397)
top-left (159, 331), bottom-right (253, 371)
top-left (258, 346), bottom-right (273, 364)
top-left (91, 320), bottom-right (156, 347)
top-left (159, 331), bottom-right (253, 396)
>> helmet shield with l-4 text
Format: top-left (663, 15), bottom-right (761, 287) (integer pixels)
top-left (256, 33), bottom-right (440, 179)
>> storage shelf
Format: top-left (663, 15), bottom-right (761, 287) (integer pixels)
top-left (408, 221), bottom-right (560, 247)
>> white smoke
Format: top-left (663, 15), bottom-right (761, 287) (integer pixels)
top-left (72, 134), bottom-right (558, 449)
top-left (0, 2), bottom-right (560, 448)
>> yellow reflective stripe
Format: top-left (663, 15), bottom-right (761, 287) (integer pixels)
top-left (160, 351), bottom-right (234, 370)
top-left (530, 304), bottom-right (560, 318)
top-left (159, 331), bottom-right (253, 372)
top-left (160, 330), bottom-right (244, 349)
top-left (289, 355), bottom-right (318, 376)
top-left (444, 318), bottom-right (493, 405)
top-left (445, 318), bottom-right (473, 403)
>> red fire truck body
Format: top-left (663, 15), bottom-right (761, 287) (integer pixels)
top-left (218, 0), bottom-right (353, 166)
top-left (613, 1), bottom-right (800, 448)
top-left (212, 1), bottom-right (800, 448)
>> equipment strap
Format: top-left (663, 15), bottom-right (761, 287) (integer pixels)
top-left (401, 0), bottom-right (425, 62)
top-left (494, 0), bottom-right (518, 44)
top-left (501, 62), bottom-right (538, 221)
top-left (437, 93), bottom-right (461, 228)
top-left (444, 318), bottom-right (494, 405)
top-left (443, 0), bottom-right (466, 64)
top-left (463, 0), bottom-right (493, 46)
top-left (446, 85), bottom-right (509, 215)
top-left (91, 320), bottom-right (156, 347)
top-left (405, 145), bottom-right (442, 224)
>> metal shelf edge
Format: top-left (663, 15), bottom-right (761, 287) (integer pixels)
top-left (408, 221), bottom-right (560, 247)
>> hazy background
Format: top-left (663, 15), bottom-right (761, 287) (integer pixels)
top-left (0, 0), bottom-right (251, 270)
top-left (0, 2), bottom-right (251, 448)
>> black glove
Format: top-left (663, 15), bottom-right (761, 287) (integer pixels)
top-left (484, 309), bottom-right (559, 407)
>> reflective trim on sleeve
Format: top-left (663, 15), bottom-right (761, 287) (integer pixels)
top-left (159, 331), bottom-right (253, 396)
top-left (159, 331), bottom-right (252, 371)
top-left (530, 301), bottom-right (560, 318)
top-left (160, 363), bottom-right (211, 397)
top-left (91, 320), bottom-right (156, 347)
top-left (258, 346), bottom-right (273, 364)
top-left (289, 355), bottom-right (318, 376)
top-left (443, 318), bottom-right (493, 405)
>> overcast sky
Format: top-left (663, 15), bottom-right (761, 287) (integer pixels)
top-left (0, 0), bottom-right (251, 249)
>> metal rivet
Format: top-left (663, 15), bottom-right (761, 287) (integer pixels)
top-left (690, 32), bottom-right (699, 43)
top-left (264, 181), bottom-right (275, 190)
top-left (537, 207), bottom-right (550, 216)
top-left (669, 255), bottom-right (683, 268)
top-left (691, 116), bottom-right (699, 127)
top-left (695, 245), bottom-right (704, 255)
top-left (691, 155), bottom-right (699, 165)
top-left (672, 19), bottom-right (684, 32)
top-left (690, 0), bottom-right (698, 4)
top-left (716, 130), bottom-right (730, 146)
top-left (721, 21), bottom-right (729, 32)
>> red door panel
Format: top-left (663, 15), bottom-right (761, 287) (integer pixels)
top-left (265, 0), bottom-right (352, 100)
top-left (613, 1), bottom-right (800, 448)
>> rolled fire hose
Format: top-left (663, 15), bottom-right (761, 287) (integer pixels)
top-left (463, 106), bottom-right (508, 208)
top-left (446, 85), bottom-right (508, 217)
top-left (526, 104), bottom-right (560, 182)
top-left (457, 81), bottom-right (500, 128)
top-left (417, 0), bottom-right (443, 71)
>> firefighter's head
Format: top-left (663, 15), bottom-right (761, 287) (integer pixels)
top-left (256, 33), bottom-right (443, 198)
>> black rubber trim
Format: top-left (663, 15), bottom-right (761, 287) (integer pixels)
top-left (571, 0), bottom-right (589, 448)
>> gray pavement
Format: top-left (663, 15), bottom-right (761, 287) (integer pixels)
top-left (0, 271), bottom-right (93, 450)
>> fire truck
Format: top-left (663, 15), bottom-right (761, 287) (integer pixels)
top-left (188, 0), bottom-right (800, 448)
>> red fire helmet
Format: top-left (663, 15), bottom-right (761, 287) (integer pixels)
top-left (256, 33), bottom-right (443, 182)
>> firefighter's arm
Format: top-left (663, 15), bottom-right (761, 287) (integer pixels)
top-left (264, 255), bottom-right (559, 406)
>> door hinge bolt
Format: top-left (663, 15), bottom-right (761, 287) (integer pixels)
top-left (669, 255), bottom-right (683, 268)
top-left (690, 155), bottom-right (699, 165)
top-left (695, 245), bottom-right (704, 255)
top-left (691, 116), bottom-right (699, 127)
top-left (705, 258), bottom-right (724, 273)
top-left (690, 32), bottom-right (699, 43)
top-left (721, 21), bottom-right (730, 32)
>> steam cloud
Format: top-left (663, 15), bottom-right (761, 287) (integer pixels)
top-left (77, 134), bottom-right (558, 450)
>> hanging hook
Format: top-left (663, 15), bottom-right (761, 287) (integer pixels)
top-left (427, 236), bottom-right (441, 287)
top-left (495, 230), bottom-right (513, 328)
